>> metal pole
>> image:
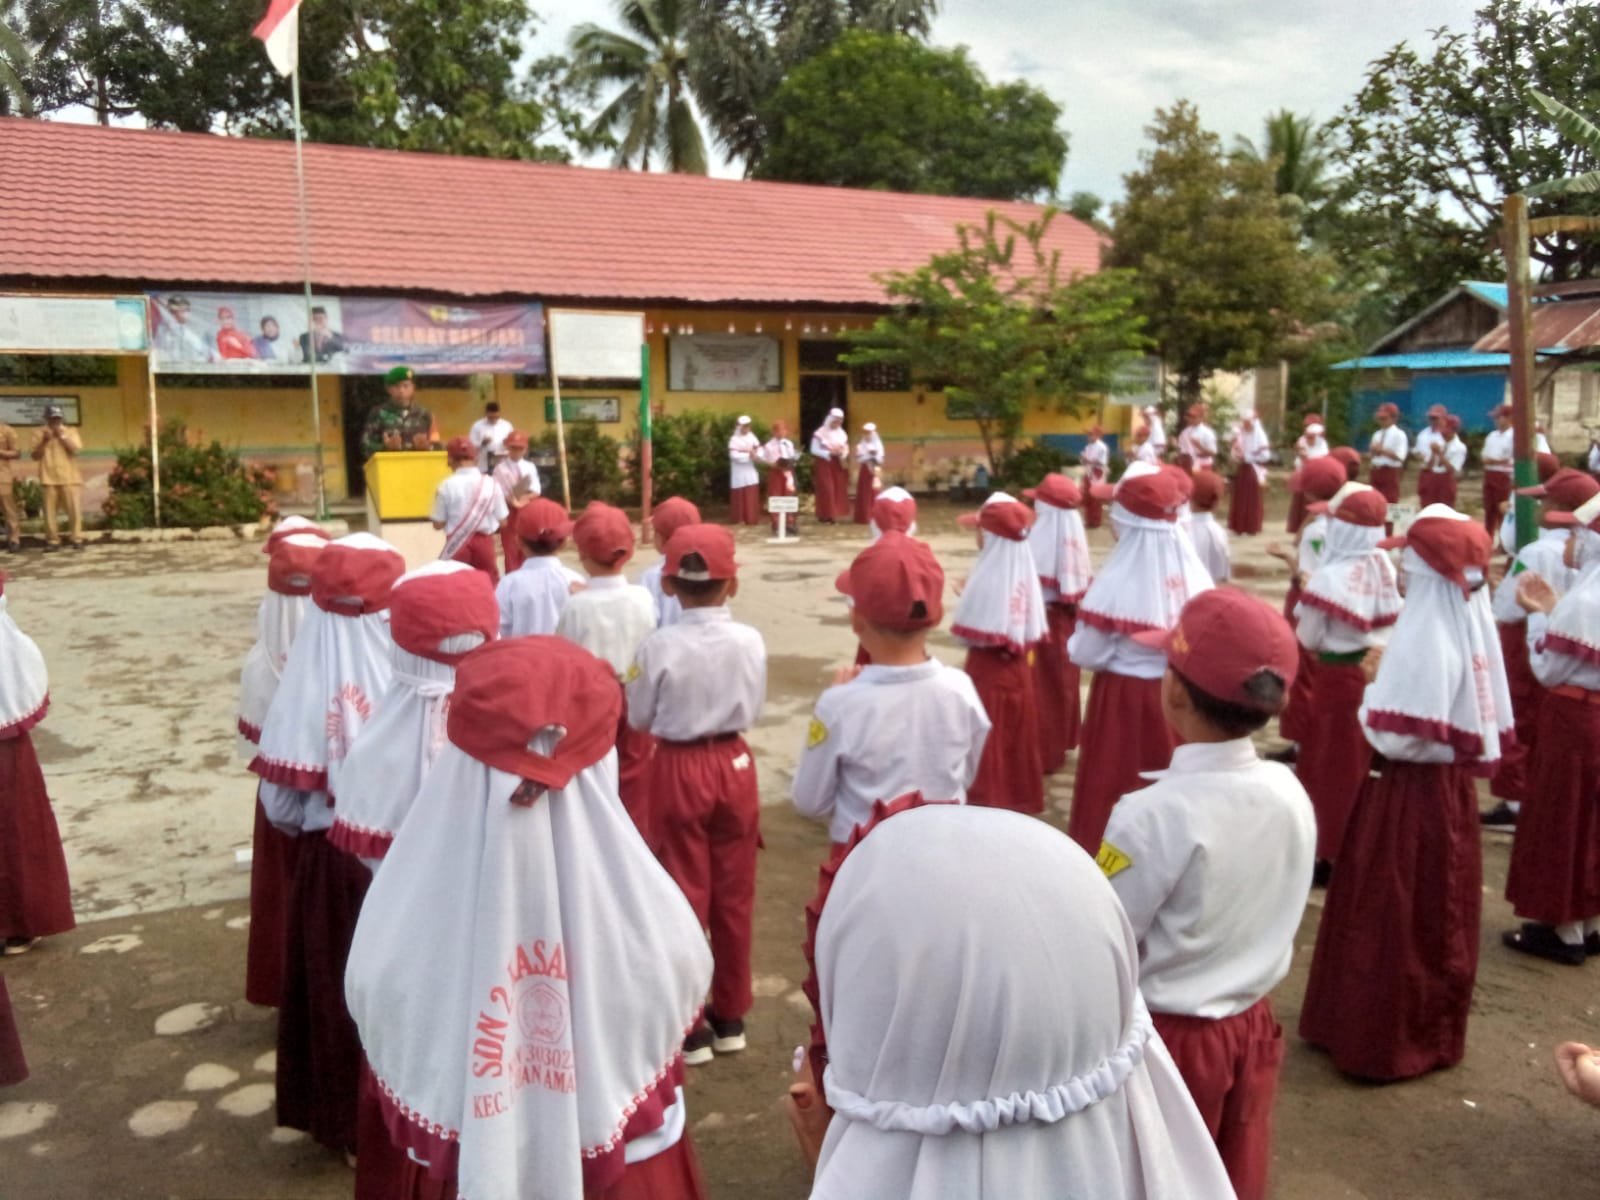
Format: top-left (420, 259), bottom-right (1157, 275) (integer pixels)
top-left (290, 58), bottom-right (328, 518)
top-left (639, 341), bottom-right (653, 542)
top-left (549, 350), bottom-right (572, 508)
top-left (1504, 194), bottom-right (1538, 551)
top-left (145, 300), bottom-right (161, 529)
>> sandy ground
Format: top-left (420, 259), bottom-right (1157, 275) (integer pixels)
top-left (5, 484), bottom-right (1600, 1199)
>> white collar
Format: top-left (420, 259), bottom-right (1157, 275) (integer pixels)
top-left (1139, 737), bottom-right (1257, 781)
top-left (676, 606), bottom-right (731, 624)
top-left (857, 660), bottom-right (941, 684)
top-left (584, 574), bottom-right (629, 590)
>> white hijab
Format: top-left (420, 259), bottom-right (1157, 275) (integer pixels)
top-left (345, 735), bottom-right (710, 1200)
top-left (868, 486), bottom-right (918, 541)
top-left (1078, 468), bottom-right (1213, 636)
top-left (1232, 416), bottom-right (1271, 482)
top-left (236, 532), bottom-right (326, 756)
top-left (952, 494), bottom-right (1048, 654)
top-left (0, 584), bottom-right (48, 738)
top-left (1361, 514), bottom-right (1513, 763)
top-left (809, 805), bottom-right (1233, 1200)
top-left (1542, 524), bottom-right (1600, 666)
top-left (1299, 487), bottom-right (1402, 633)
top-left (1028, 500), bottom-right (1093, 605)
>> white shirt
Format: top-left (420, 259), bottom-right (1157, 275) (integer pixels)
top-left (637, 559), bottom-right (682, 628)
top-left (1590, 444), bottom-right (1600, 475)
top-left (1102, 739), bottom-right (1316, 1018)
top-left (1067, 623), bottom-right (1169, 680)
top-left (729, 431), bottom-right (762, 489)
top-left (1133, 441), bottom-right (1160, 465)
top-left (627, 607), bottom-right (767, 741)
top-left (496, 555), bottom-right (583, 638)
top-left (1369, 426), bottom-right (1408, 468)
top-left (856, 435), bottom-right (884, 466)
top-left (556, 575), bottom-right (657, 678)
top-left (1147, 421), bottom-right (1168, 454)
top-left (811, 424), bottom-right (848, 460)
top-left (1413, 427), bottom-right (1453, 472)
top-left (1081, 440), bottom-right (1109, 481)
top-left (760, 436), bottom-right (797, 466)
top-left (1492, 528), bottom-right (1574, 625)
top-left (430, 466), bottom-right (508, 535)
top-left (494, 457), bottom-right (541, 500)
top-left (469, 416), bottom-right (516, 471)
top-left (1528, 610), bottom-right (1600, 690)
top-left (1185, 512), bottom-right (1231, 582)
top-left (1294, 434), bottom-right (1329, 466)
top-left (791, 660), bottom-right (992, 845)
top-left (1295, 603), bottom-right (1391, 656)
top-left (1481, 428), bottom-right (1514, 474)
top-left (1178, 423), bottom-right (1217, 469)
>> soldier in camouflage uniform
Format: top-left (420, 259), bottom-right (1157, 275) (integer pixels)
top-left (361, 365), bottom-right (437, 460)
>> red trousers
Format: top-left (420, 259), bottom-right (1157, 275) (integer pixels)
top-left (1294, 660), bottom-right (1371, 862)
top-left (1492, 621), bottom-right (1540, 803)
top-left (1483, 471), bottom-right (1513, 535)
top-left (450, 531), bottom-right (500, 584)
top-left (1370, 464), bottom-right (1402, 504)
top-left (1068, 672), bottom-right (1175, 852)
top-left (1228, 467), bottom-right (1264, 535)
top-left (1033, 605), bottom-right (1081, 773)
top-left (651, 736), bottom-right (760, 1020)
top-left (617, 692), bottom-right (657, 849)
top-left (729, 485), bottom-right (760, 526)
top-left (965, 646), bottom-right (1045, 815)
top-left (0, 731), bottom-right (75, 940)
top-left (246, 793), bottom-right (300, 1007)
top-left (853, 464), bottom-right (878, 524)
top-left (499, 522), bottom-right (525, 574)
top-left (1506, 692), bottom-right (1600, 924)
top-left (1417, 470), bottom-right (1456, 508)
top-left (1154, 999), bottom-right (1283, 1200)
top-left (0, 976), bottom-right (26, 1087)
top-left (813, 458), bottom-right (848, 522)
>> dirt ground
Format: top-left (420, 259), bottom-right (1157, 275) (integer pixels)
top-left (5, 482), bottom-right (1600, 1200)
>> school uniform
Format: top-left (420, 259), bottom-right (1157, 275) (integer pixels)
top-left (1185, 510), bottom-right (1231, 582)
top-left (431, 464), bottom-right (508, 582)
top-left (1102, 738), bottom-right (1314, 1200)
top-left (628, 603), bottom-right (767, 1025)
top-left (1413, 427), bottom-right (1464, 507)
top-left (1178, 422), bottom-right (1218, 471)
top-left (1227, 420), bottom-right (1271, 536)
top-left (759, 436), bottom-right (799, 532)
top-left (852, 430), bottom-right (884, 524)
top-left (1286, 431), bottom-right (1329, 532)
top-left (793, 660), bottom-right (990, 847)
top-left (0, 977), bottom-right (25, 1086)
top-left (1026, 475), bottom-right (1092, 771)
top-left (1080, 439), bottom-right (1110, 529)
top-left (727, 427), bottom-right (762, 525)
top-left (494, 555), bottom-right (581, 637)
top-left (1368, 425), bottom-right (1408, 504)
top-left (468, 414), bottom-right (514, 472)
top-left (811, 417), bottom-right (850, 523)
top-left (1277, 484), bottom-right (1340, 746)
top-left (492, 456), bottom-right (540, 572)
top-left (1481, 426), bottom-right (1516, 534)
top-left (1300, 509), bottom-right (1513, 1081)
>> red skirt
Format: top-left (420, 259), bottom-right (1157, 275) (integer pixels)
top-left (500, 521), bottom-right (525, 574)
top-left (0, 976), bottom-right (26, 1087)
top-left (852, 465), bottom-right (877, 524)
top-left (1033, 606), bottom-right (1081, 773)
top-left (1068, 672), bottom-right (1175, 852)
top-left (1285, 487), bottom-right (1307, 535)
top-left (1083, 488), bottom-right (1104, 530)
top-left (766, 467), bottom-right (799, 532)
top-left (1505, 692), bottom-right (1600, 924)
top-left (729, 484), bottom-right (760, 526)
top-left (450, 531), bottom-right (500, 585)
top-left (278, 830), bottom-right (371, 1153)
top-left (0, 731), bottom-right (75, 940)
top-left (1417, 470), bottom-right (1456, 508)
top-left (1299, 761), bottom-right (1481, 1081)
top-left (814, 458), bottom-right (848, 522)
top-left (1370, 464), bottom-right (1402, 504)
top-left (1294, 661), bottom-right (1371, 862)
top-left (592, 1134), bottom-right (708, 1200)
top-left (1228, 467), bottom-right (1264, 535)
top-left (1278, 645), bottom-right (1315, 746)
top-left (965, 646), bottom-right (1044, 815)
top-left (1483, 471), bottom-right (1513, 535)
top-left (246, 793), bottom-right (301, 1008)
top-left (1490, 621), bottom-right (1540, 803)
top-left (355, 1064), bottom-right (455, 1200)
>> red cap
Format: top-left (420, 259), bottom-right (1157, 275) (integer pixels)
top-left (1426, 404), bottom-right (1448, 419)
top-left (1300, 456), bottom-right (1347, 502)
top-left (1023, 474), bottom-right (1081, 510)
top-left (1494, 403), bottom-right (1513, 419)
top-left (447, 637), bottom-right (619, 792)
top-left (1522, 467), bottom-right (1600, 510)
top-left (389, 566), bottom-right (500, 665)
top-left (1185, 404), bottom-right (1206, 422)
top-left (1087, 424), bottom-right (1104, 437)
top-left (1330, 486), bottom-right (1388, 527)
top-left (1189, 469), bottom-right (1224, 511)
top-left (1379, 515), bottom-right (1490, 597)
top-left (836, 532), bottom-right (943, 631)
top-left (957, 497), bottom-right (1034, 540)
top-left (516, 497), bottom-right (574, 544)
top-left (1538, 451), bottom-right (1561, 482)
top-left (263, 517), bottom-right (332, 556)
top-left (446, 435), bottom-right (476, 462)
top-left (1330, 446), bottom-right (1362, 480)
top-left (1446, 415), bottom-right (1462, 434)
top-left (218, 306), bottom-right (234, 319)
top-left (1113, 469), bottom-right (1186, 521)
top-left (650, 496), bottom-right (702, 544)
top-left (266, 535), bottom-right (326, 596)
top-left (573, 501), bottom-right (636, 567)
top-left (504, 431), bottom-right (529, 450)
top-left (870, 489), bottom-right (918, 533)
top-left (1548, 493), bottom-right (1600, 533)
top-left (1303, 413), bottom-right (1323, 429)
top-left (1377, 402), bottom-right (1400, 419)
top-left (1132, 588), bottom-right (1299, 712)
top-left (664, 523), bottom-right (738, 581)
top-left (311, 538), bottom-right (405, 615)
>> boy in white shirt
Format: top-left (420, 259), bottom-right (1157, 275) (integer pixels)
top-left (430, 436), bottom-right (507, 582)
top-left (1100, 588), bottom-right (1314, 1200)
top-left (792, 533), bottom-right (990, 851)
top-left (1367, 402), bottom-right (1409, 504)
top-left (495, 498), bottom-right (582, 638)
top-left (492, 431), bottom-right (540, 572)
top-left (639, 496), bottom-right (701, 627)
top-left (468, 400), bottom-right (514, 472)
top-left (1184, 469), bottom-right (1231, 582)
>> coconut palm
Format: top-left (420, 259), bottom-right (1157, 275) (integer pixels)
top-left (0, 5), bottom-right (32, 116)
top-left (570, 0), bottom-right (709, 174)
top-left (1234, 109), bottom-right (1331, 206)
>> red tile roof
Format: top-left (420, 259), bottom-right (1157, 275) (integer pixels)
top-left (0, 118), bottom-right (1102, 306)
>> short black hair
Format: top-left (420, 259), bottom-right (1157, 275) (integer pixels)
top-left (1176, 671), bottom-right (1283, 738)
top-left (666, 575), bottom-right (725, 600)
top-left (486, 401), bottom-right (501, 413)
top-left (520, 535), bottom-right (565, 556)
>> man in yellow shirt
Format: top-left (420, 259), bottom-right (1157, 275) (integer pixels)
top-left (30, 406), bottom-right (83, 551)
top-left (0, 420), bottom-right (20, 552)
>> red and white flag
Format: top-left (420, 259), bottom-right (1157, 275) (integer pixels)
top-left (253, 0), bottom-right (302, 77)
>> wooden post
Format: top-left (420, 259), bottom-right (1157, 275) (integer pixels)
top-left (639, 341), bottom-right (654, 543)
top-left (1503, 194), bottom-right (1538, 551)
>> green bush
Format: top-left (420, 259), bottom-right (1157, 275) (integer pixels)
top-left (995, 439), bottom-right (1075, 490)
top-left (637, 410), bottom-right (771, 509)
top-left (101, 419), bottom-right (273, 529)
top-left (536, 420), bottom-right (627, 506)
top-left (11, 478), bottom-right (41, 519)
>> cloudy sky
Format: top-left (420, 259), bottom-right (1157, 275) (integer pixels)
top-left (530, 0), bottom-right (1485, 200)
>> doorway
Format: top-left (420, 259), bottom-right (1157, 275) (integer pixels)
top-left (800, 374), bottom-right (849, 442)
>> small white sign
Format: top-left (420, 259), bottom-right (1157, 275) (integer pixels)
top-left (0, 395), bottom-right (81, 426)
top-left (548, 310), bottom-right (645, 380)
top-left (767, 496), bottom-right (800, 514)
top-left (1387, 503), bottom-right (1417, 531)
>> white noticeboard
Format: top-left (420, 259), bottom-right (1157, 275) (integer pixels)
top-left (548, 310), bottom-right (645, 380)
top-left (767, 496), bottom-right (800, 513)
top-left (1387, 503), bottom-right (1417, 533)
top-left (0, 295), bottom-right (149, 353)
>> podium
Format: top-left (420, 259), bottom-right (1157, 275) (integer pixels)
top-left (365, 451), bottom-right (451, 568)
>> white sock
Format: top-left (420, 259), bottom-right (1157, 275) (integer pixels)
top-left (1556, 921), bottom-right (1585, 946)
top-left (1585, 919), bottom-right (1600, 938)
top-left (1508, 800), bottom-right (1521, 814)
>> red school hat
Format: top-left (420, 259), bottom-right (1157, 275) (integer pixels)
top-left (1379, 511), bottom-right (1490, 597)
top-left (1329, 485), bottom-right (1388, 527)
top-left (573, 501), bottom-right (636, 567)
top-left (389, 565), bottom-right (500, 665)
top-left (266, 534), bottom-right (327, 596)
top-left (1113, 468), bottom-right (1186, 521)
top-left (516, 497), bottom-right (574, 543)
top-left (1377, 402), bottom-right (1400, 419)
top-left (1299, 457), bottom-right (1347, 503)
top-left (447, 637), bottom-right (620, 792)
top-left (650, 496), bottom-right (702, 544)
top-left (311, 536), bottom-right (405, 615)
top-left (1188, 469), bottom-right (1224, 512)
top-left (664, 523), bottom-right (738, 581)
top-left (1133, 588), bottom-right (1299, 712)
top-left (1426, 404), bottom-right (1449, 419)
top-left (870, 489), bottom-right (918, 533)
top-left (263, 515), bottom-right (332, 556)
top-left (957, 495), bottom-right (1034, 540)
top-left (1330, 446), bottom-right (1362, 481)
top-left (446, 435), bottom-right (476, 462)
top-left (1518, 462), bottom-right (1585, 501)
top-left (1023, 473), bottom-right (1082, 510)
top-left (836, 531), bottom-right (944, 632)
top-left (1548, 492), bottom-right (1600, 533)
top-left (504, 431), bottom-right (529, 450)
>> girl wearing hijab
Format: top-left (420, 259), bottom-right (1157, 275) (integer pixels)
top-left (1183, 470), bottom-right (1231, 583)
top-left (345, 636), bottom-right (712, 1200)
top-left (237, 531), bottom-right (327, 1006)
top-left (1228, 411), bottom-right (1271, 536)
top-left (852, 423), bottom-right (884, 525)
top-left (1067, 464), bottom-right (1213, 851)
top-left (953, 493), bottom-right (1048, 814)
top-left (0, 575), bottom-right (73, 957)
top-left (1300, 506), bottom-right (1513, 1081)
top-left (810, 409), bottom-right (850, 524)
top-left (788, 800), bottom-right (1234, 1199)
top-left (1293, 484), bottom-right (1402, 878)
top-left (1024, 474), bottom-right (1092, 774)
top-left (1286, 414), bottom-right (1330, 533)
top-left (250, 532), bottom-right (405, 1154)
top-left (867, 486), bottom-right (916, 541)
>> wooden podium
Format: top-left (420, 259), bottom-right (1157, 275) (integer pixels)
top-left (364, 451), bottom-right (451, 568)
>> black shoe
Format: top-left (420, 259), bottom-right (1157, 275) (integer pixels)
top-left (1503, 922), bottom-right (1587, 966)
top-left (1587, 932), bottom-right (1600, 957)
top-left (5, 542), bottom-right (17, 554)
top-left (42, 543), bottom-right (58, 553)
top-left (683, 1023), bottom-right (714, 1067)
top-left (70, 541), bottom-right (85, 552)
top-left (1480, 802), bottom-right (1518, 832)
top-left (1311, 859), bottom-right (1333, 889)
top-left (1265, 744), bottom-right (1299, 765)
top-left (706, 1010), bottom-right (746, 1055)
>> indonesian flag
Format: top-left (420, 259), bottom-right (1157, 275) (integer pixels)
top-left (253, 0), bottom-right (302, 77)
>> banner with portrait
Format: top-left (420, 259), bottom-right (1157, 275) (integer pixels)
top-left (667, 334), bottom-right (782, 392)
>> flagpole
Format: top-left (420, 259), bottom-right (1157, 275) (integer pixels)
top-left (289, 25), bottom-right (328, 520)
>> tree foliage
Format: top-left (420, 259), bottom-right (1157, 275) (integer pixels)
top-left (1326, 0), bottom-right (1600, 326)
top-left (0, 3), bottom-right (31, 116)
top-left (1110, 102), bottom-right (1328, 406)
top-left (752, 31), bottom-right (1065, 200)
top-left (845, 210), bottom-right (1146, 474)
top-left (1233, 109), bottom-right (1334, 242)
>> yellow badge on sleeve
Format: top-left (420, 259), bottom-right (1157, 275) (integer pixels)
top-left (1096, 841), bottom-right (1133, 879)
top-left (807, 718), bottom-right (829, 748)
top-left (624, 662), bottom-right (642, 684)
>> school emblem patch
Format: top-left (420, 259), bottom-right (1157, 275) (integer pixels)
top-left (1095, 841), bottom-right (1133, 879)
top-left (807, 718), bottom-right (829, 748)
top-left (624, 662), bottom-right (642, 684)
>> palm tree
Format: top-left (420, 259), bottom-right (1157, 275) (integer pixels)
top-left (1234, 110), bottom-right (1330, 206)
top-left (570, 0), bottom-right (709, 174)
top-left (0, 5), bottom-right (32, 116)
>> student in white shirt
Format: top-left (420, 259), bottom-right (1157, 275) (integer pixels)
top-left (467, 400), bottom-right (514, 472)
top-left (810, 409), bottom-right (850, 523)
top-left (1141, 404), bottom-right (1168, 457)
top-left (638, 496), bottom-right (702, 627)
top-left (852, 422), bottom-right (885, 525)
top-left (727, 415), bottom-right (762, 526)
top-left (1481, 404), bottom-right (1518, 535)
top-left (1286, 415), bottom-right (1330, 533)
top-left (1100, 588), bottom-right (1313, 1200)
top-left (760, 419), bottom-right (801, 534)
top-left (494, 497), bottom-right (582, 638)
top-left (430, 436), bottom-right (508, 582)
top-left (1367, 402), bottom-right (1409, 504)
top-left (1227, 411), bottom-right (1272, 536)
top-left (1177, 405), bottom-right (1218, 470)
top-left (793, 533), bottom-right (989, 850)
top-left (491, 431), bottom-right (541, 572)
top-left (1411, 404), bottom-right (1462, 506)
top-left (1080, 424), bottom-right (1110, 529)
top-left (1184, 469), bottom-right (1231, 582)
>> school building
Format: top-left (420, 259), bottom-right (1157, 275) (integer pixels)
top-left (0, 117), bottom-right (1111, 509)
